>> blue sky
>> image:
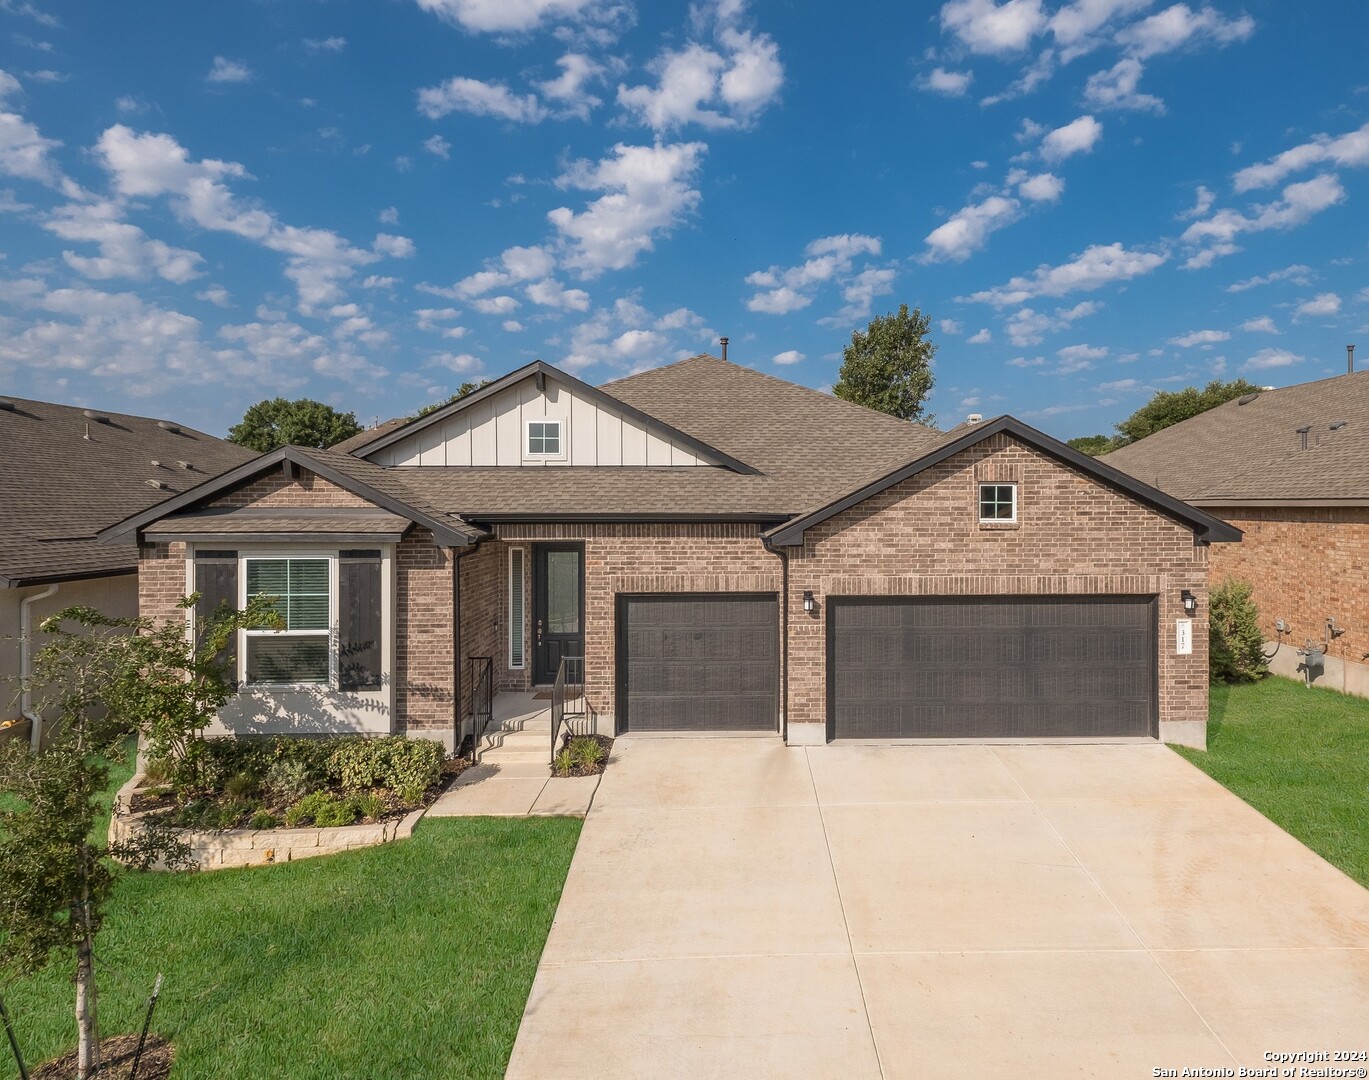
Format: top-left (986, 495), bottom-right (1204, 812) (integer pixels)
top-left (0, 0), bottom-right (1366, 440)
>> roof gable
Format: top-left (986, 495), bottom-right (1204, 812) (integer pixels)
top-left (765, 415), bottom-right (1242, 546)
top-left (358, 360), bottom-right (757, 473)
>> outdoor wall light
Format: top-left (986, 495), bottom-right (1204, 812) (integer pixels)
top-left (1181, 590), bottom-right (1197, 616)
top-left (803, 590), bottom-right (816, 615)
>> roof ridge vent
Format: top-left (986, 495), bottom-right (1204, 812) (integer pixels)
top-left (0, 400), bottom-right (15, 412)
top-left (1236, 392), bottom-right (1259, 405)
top-left (145, 478), bottom-right (168, 490)
top-left (1330, 420), bottom-right (1348, 431)
top-left (83, 409), bottom-right (110, 424)
top-left (157, 420), bottom-right (181, 433)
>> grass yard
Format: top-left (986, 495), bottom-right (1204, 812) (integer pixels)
top-left (4, 811), bottom-right (580, 1078)
top-left (1175, 676), bottom-right (1369, 888)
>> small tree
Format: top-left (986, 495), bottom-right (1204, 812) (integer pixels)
top-left (0, 598), bottom-right (275, 1076)
top-left (1113, 379), bottom-right (1263, 446)
top-left (1067, 434), bottom-right (1121, 457)
top-left (228, 397), bottom-right (362, 452)
top-left (833, 304), bottom-right (936, 424)
top-left (1209, 578), bottom-right (1268, 683)
top-left (415, 380), bottom-right (489, 418)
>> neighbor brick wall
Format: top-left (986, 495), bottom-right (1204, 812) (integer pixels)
top-left (494, 523), bottom-right (782, 720)
top-left (786, 433), bottom-right (1211, 734)
top-left (1208, 506), bottom-right (1369, 669)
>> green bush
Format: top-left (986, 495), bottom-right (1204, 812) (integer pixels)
top-left (551, 748), bottom-right (575, 778)
top-left (568, 737), bottom-right (604, 769)
top-left (224, 771), bottom-right (258, 800)
top-left (354, 791), bottom-right (386, 821)
top-left (1210, 578), bottom-right (1269, 683)
top-left (173, 798), bottom-right (247, 831)
top-left (248, 810), bottom-right (280, 831)
top-left (265, 757), bottom-right (315, 802)
top-left (328, 736), bottom-right (442, 794)
top-left (284, 791), bottom-right (360, 828)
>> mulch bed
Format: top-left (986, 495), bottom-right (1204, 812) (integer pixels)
top-left (31, 1033), bottom-right (173, 1079)
top-left (553, 733), bottom-right (614, 777)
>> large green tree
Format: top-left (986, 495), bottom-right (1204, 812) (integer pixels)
top-left (1069, 378), bottom-right (1265, 456)
top-left (833, 304), bottom-right (936, 424)
top-left (228, 398), bottom-right (362, 452)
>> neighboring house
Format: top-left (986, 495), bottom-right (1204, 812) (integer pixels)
top-left (1104, 369), bottom-right (1369, 695)
top-left (0, 397), bottom-right (256, 744)
top-left (102, 355), bottom-right (1238, 750)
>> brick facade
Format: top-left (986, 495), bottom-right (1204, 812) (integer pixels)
top-left (211, 469), bottom-right (373, 509)
top-left (1208, 506), bottom-right (1369, 673)
top-left (785, 434), bottom-right (1210, 739)
top-left (138, 541), bottom-right (187, 625)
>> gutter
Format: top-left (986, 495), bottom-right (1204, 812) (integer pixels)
top-left (760, 535), bottom-right (789, 743)
top-left (20, 583), bottom-right (58, 749)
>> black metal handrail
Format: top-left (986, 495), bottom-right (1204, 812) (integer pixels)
top-left (549, 654), bottom-right (586, 763)
top-left (467, 655), bottom-right (493, 764)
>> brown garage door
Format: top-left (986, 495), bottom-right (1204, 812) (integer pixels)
top-left (618, 594), bottom-right (779, 733)
top-left (829, 596), bottom-right (1157, 740)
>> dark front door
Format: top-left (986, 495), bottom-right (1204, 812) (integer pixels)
top-left (533, 544), bottom-right (584, 684)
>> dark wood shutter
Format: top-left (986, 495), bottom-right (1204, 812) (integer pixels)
top-left (194, 550), bottom-right (238, 680)
top-left (339, 550), bottom-right (383, 691)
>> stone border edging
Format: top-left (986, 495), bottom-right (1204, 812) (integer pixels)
top-left (109, 770), bottom-right (429, 872)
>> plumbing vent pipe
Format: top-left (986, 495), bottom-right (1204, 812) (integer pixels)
top-left (719, 336), bottom-right (729, 361)
top-left (1350, 345), bottom-right (1356, 374)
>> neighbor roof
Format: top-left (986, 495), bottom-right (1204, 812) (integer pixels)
top-left (0, 397), bottom-right (256, 587)
top-left (1102, 371), bottom-right (1369, 504)
top-left (330, 415), bottom-right (413, 456)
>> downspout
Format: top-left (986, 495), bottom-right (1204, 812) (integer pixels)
top-left (761, 536), bottom-right (789, 743)
top-left (452, 546), bottom-right (468, 756)
top-left (20, 583), bottom-right (59, 749)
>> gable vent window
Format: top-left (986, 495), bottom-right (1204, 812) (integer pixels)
top-left (978, 483), bottom-right (1017, 523)
top-left (244, 557), bottom-right (331, 685)
top-left (509, 547), bottom-right (526, 669)
top-left (526, 420), bottom-right (562, 457)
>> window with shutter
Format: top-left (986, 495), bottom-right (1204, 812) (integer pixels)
top-left (244, 557), bottom-right (331, 684)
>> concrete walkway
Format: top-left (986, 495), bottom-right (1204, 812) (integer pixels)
top-left (507, 738), bottom-right (1369, 1079)
top-left (427, 693), bottom-right (599, 818)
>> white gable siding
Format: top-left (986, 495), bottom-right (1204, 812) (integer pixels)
top-left (372, 375), bottom-right (720, 467)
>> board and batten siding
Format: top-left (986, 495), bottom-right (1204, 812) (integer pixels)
top-left (370, 374), bottom-right (720, 467)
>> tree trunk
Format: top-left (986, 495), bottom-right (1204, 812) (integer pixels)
top-left (75, 931), bottom-right (95, 1079)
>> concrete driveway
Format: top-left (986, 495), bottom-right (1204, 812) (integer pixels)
top-left (507, 739), bottom-right (1369, 1079)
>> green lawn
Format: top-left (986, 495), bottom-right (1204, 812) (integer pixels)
top-left (3, 812), bottom-right (581, 1078)
top-left (1176, 677), bottom-right (1369, 888)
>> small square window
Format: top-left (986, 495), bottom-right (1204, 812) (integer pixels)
top-left (527, 420), bottom-right (562, 456)
top-left (978, 483), bottom-right (1017, 523)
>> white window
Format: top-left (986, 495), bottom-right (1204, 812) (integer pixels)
top-left (978, 482), bottom-right (1017, 523)
top-left (509, 547), bottom-right (526, 669)
top-left (526, 419), bottom-right (562, 458)
top-left (244, 556), bottom-right (332, 685)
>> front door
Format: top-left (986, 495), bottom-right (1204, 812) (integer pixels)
top-left (533, 543), bottom-right (584, 684)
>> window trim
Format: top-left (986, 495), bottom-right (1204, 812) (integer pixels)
top-left (978, 481), bottom-right (1018, 524)
top-left (524, 417), bottom-right (566, 460)
top-left (509, 546), bottom-right (527, 670)
top-left (240, 551), bottom-right (338, 690)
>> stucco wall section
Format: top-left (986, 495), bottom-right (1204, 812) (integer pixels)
top-left (494, 523), bottom-right (782, 721)
top-left (1208, 506), bottom-right (1369, 674)
top-left (787, 433), bottom-right (1210, 736)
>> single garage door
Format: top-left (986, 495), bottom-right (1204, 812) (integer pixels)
top-left (619, 594), bottom-right (779, 733)
top-left (829, 596), bottom-right (1157, 740)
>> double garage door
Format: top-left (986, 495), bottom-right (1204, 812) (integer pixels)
top-left (829, 596), bottom-right (1158, 740)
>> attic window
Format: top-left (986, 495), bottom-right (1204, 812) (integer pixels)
top-left (526, 419), bottom-right (562, 458)
top-left (978, 483), bottom-right (1017, 523)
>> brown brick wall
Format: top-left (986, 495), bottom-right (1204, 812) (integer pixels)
top-left (1208, 506), bottom-right (1369, 668)
top-left (211, 467), bottom-right (373, 509)
top-left (394, 528), bottom-right (454, 734)
top-left (138, 541), bottom-right (187, 625)
top-left (787, 433), bottom-right (1210, 733)
top-left (457, 538), bottom-right (506, 711)
top-left (494, 523), bottom-right (782, 718)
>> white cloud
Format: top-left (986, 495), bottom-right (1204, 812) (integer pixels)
top-left (304, 36), bottom-right (347, 53)
top-left (424, 134), bottom-right (451, 159)
top-left (979, 47), bottom-right (1057, 106)
top-left (206, 57), bottom-right (253, 85)
top-left (967, 243), bottom-right (1166, 305)
top-left (1245, 346), bottom-right (1302, 371)
top-left (1040, 114), bottom-right (1102, 162)
top-left (940, 0), bottom-right (1047, 55)
top-left (1117, 3), bottom-right (1255, 59)
top-left (828, 266), bottom-right (897, 324)
top-left (1233, 121), bottom-right (1369, 192)
top-left (940, 319), bottom-right (963, 334)
top-left (1181, 174), bottom-right (1346, 262)
top-left (746, 233), bottom-right (885, 314)
top-left (454, 244), bottom-right (556, 297)
top-left (1048, 0), bottom-right (1153, 48)
top-left (526, 277), bottom-right (591, 310)
top-left (417, 76), bottom-right (549, 122)
top-left (372, 233), bottom-right (416, 258)
top-left (1016, 171), bottom-right (1064, 201)
top-left (416, 306), bottom-right (462, 332)
top-left (430, 351), bottom-right (483, 374)
top-left (537, 52), bottom-right (603, 119)
top-left (1177, 184), bottom-right (1215, 220)
top-left (195, 285), bottom-right (231, 307)
top-left (378, 206), bottom-right (400, 225)
top-left (1006, 355), bottom-right (1045, 367)
top-left (1168, 328), bottom-right (1230, 347)
top-left (919, 67), bottom-right (973, 96)
top-left (1295, 292), bottom-right (1341, 319)
top-left (414, 0), bottom-right (605, 34)
top-left (503, 319), bottom-right (524, 332)
top-left (0, 72), bottom-right (65, 186)
top-left (772, 349), bottom-right (804, 365)
top-left (1056, 342), bottom-right (1107, 372)
top-left (471, 295), bottom-right (519, 314)
top-left (1097, 377), bottom-right (1140, 392)
top-left (1240, 316), bottom-right (1278, 334)
top-left (45, 198), bottom-right (204, 284)
top-left (1005, 299), bottom-right (1100, 345)
top-left (1082, 57), bottom-right (1164, 112)
top-left (1226, 264), bottom-right (1312, 292)
top-left (968, 328), bottom-right (992, 343)
top-left (923, 194), bottom-right (1021, 262)
top-left (548, 141), bottom-right (707, 275)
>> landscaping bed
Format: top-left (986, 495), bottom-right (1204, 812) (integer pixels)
top-left (552, 733), bottom-right (613, 777)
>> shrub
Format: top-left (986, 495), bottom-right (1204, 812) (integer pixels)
top-left (248, 810), bottom-right (280, 831)
top-left (353, 791), bottom-right (386, 821)
top-left (223, 771), bottom-right (258, 800)
top-left (284, 791), bottom-right (359, 828)
top-left (552, 748), bottom-right (575, 778)
top-left (142, 756), bottom-right (171, 786)
top-left (328, 737), bottom-right (442, 794)
top-left (265, 758), bottom-right (315, 803)
top-left (569, 737), bottom-right (604, 769)
top-left (174, 798), bottom-right (245, 831)
top-left (1210, 578), bottom-right (1269, 683)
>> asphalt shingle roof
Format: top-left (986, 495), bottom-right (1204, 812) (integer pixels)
top-left (0, 398), bottom-right (255, 586)
top-left (1101, 371), bottom-right (1369, 503)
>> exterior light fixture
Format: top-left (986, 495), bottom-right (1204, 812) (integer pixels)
top-left (803, 590), bottom-right (816, 615)
top-left (1181, 590), bottom-right (1197, 616)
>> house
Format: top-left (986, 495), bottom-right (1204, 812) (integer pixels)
top-left (101, 355), bottom-right (1238, 750)
top-left (1103, 368), bottom-right (1369, 695)
top-left (0, 397), bottom-right (256, 745)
